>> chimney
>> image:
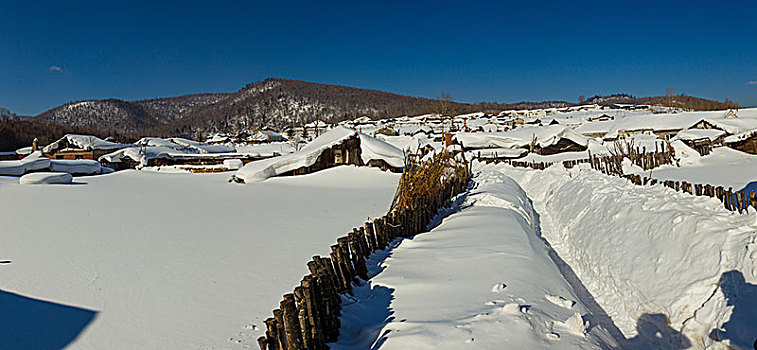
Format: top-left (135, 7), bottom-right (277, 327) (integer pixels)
top-left (32, 138), bottom-right (39, 152)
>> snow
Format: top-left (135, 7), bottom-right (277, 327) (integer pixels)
top-left (724, 127), bottom-right (757, 144)
top-left (18, 172), bottom-right (73, 185)
top-left (357, 134), bottom-right (405, 167)
top-left (499, 162), bottom-right (757, 349)
top-left (134, 137), bottom-right (184, 148)
top-left (675, 128), bottom-right (726, 142)
top-left (0, 152), bottom-right (51, 176)
top-left (632, 146), bottom-right (757, 189)
top-left (234, 142), bottom-right (295, 157)
top-left (375, 135), bottom-right (437, 153)
top-left (42, 134), bottom-right (129, 153)
top-left (50, 159), bottom-right (102, 175)
top-left (235, 126), bottom-right (404, 183)
top-left (454, 125), bottom-right (589, 150)
top-left (0, 166), bottom-right (399, 349)
top-left (223, 159), bottom-right (244, 170)
top-left (334, 166), bottom-right (615, 349)
top-left (100, 141), bottom-right (286, 167)
top-left (467, 147), bottom-right (528, 159)
top-left (168, 137), bottom-right (235, 153)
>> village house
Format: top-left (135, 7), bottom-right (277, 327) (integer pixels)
top-left (674, 129), bottom-right (726, 155)
top-left (232, 126), bottom-right (405, 183)
top-left (42, 134), bottom-right (131, 160)
top-left (724, 128), bottom-right (757, 154)
top-left (587, 114), bottom-right (614, 122)
top-left (454, 125), bottom-right (589, 156)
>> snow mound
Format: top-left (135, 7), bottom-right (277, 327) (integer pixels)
top-left (19, 172), bottom-right (73, 184)
top-left (499, 162), bottom-right (757, 348)
top-left (50, 159), bottom-right (102, 175)
top-left (335, 167), bottom-right (616, 349)
top-left (0, 152), bottom-right (51, 176)
top-left (223, 159), bottom-right (243, 170)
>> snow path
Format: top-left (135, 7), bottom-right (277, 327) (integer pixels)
top-left (0, 166), bottom-right (399, 350)
top-left (332, 165), bottom-right (618, 349)
top-left (499, 162), bottom-right (757, 349)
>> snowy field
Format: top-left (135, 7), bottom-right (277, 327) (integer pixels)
top-left (0, 166), bottom-right (399, 349)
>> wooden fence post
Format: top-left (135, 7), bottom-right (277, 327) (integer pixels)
top-left (273, 309), bottom-right (287, 350)
top-left (281, 295), bottom-right (303, 350)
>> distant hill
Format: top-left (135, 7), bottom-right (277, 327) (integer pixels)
top-left (35, 93), bottom-right (230, 135)
top-left (148, 78), bottom-right (488, 139)
top-left (0, 78), bottom-right (738, 151)
top-left (585, 93), bottom-right (739, 110)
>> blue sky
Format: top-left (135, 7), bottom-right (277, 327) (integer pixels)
top-left (1, 0), bottom-right (755, 115)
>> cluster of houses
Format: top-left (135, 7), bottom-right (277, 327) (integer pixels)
top-left (4, 105), bottom-right (757, 181)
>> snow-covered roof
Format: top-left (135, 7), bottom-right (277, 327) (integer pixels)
top-left (724, 127), bottom-right (757, 144)
top-left (603, 114), bottom-right (704, 139)
top-left (698, 118), bottom-right (757, 135)
top-left (574, 120), bottom-right (615, 136)
top-left (43, 134), bottom-right (130, 153)
top-left (250, 130), bottom-right (286, 142)
top-left (304, 120), bottom-right (328, 128)
top-left (377, 135), bottom-right (438, 153)
top-left (135, 137), bottom-right (184, 148)
top-left (674, 129), bottom-right (726, 142)
top-left (168, 138), bottom-right (235, 153)
top-left (234, 126), bottom-right (404, 183)
top-left (205, 133), bottom-right (231, 143)
top-left (454, 125), bottom-right (589, 149)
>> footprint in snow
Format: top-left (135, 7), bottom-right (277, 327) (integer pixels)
top-left (545, 294), bottom-right (575, 309)
top-left (501, 303), bottom-right (530, 315)
top-left (546, 332), bottom-right (560, 340)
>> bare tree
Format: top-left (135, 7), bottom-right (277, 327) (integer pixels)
top-left (433, 92), bottom-right (455, 135)
top-left (665, 87), bottom-right (676, 110)
top-left (578, 95), bottom-right (586, 104)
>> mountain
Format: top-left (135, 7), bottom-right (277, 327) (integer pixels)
top-left (35, 93), bottom-right (230, 135)
top-left (148, 78), bottom-right (499, 138)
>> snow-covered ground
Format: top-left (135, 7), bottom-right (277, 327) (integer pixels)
top-left (498, 162), bottom-right (757, 349)
top-left (333, 166), bottom-right (618, 349)
top-left (0, 166), bottom-right (399, 349)
top-left (632, 147), bottom-right (757, 190)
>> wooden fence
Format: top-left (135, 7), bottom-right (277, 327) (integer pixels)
top-left (486, 150), bottom-right (753, 214)
top-left (256, 157), bottom-right (472, 350)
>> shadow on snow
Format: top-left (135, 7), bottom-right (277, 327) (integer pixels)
top-left (709, 270), bottom-right (757, 349)
top-left (0, 289), bottom-right (97, 350)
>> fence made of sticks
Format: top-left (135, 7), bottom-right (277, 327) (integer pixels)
top-left (486, 147), bottom-right (752, 214)
top-left (256, 152), bottom-right (472, 350)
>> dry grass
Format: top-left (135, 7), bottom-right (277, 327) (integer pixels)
top-left (389, 150), bottom-right (471, 212)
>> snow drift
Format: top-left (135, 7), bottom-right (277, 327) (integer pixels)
top-left (0, 152), bottom-right (51, 176)
top-left (335, 167), bottom-right (616, 349)
top-left (19, 172), bottom-right (74, 185)
top-left (498, 162), bottom-right (757, 349)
